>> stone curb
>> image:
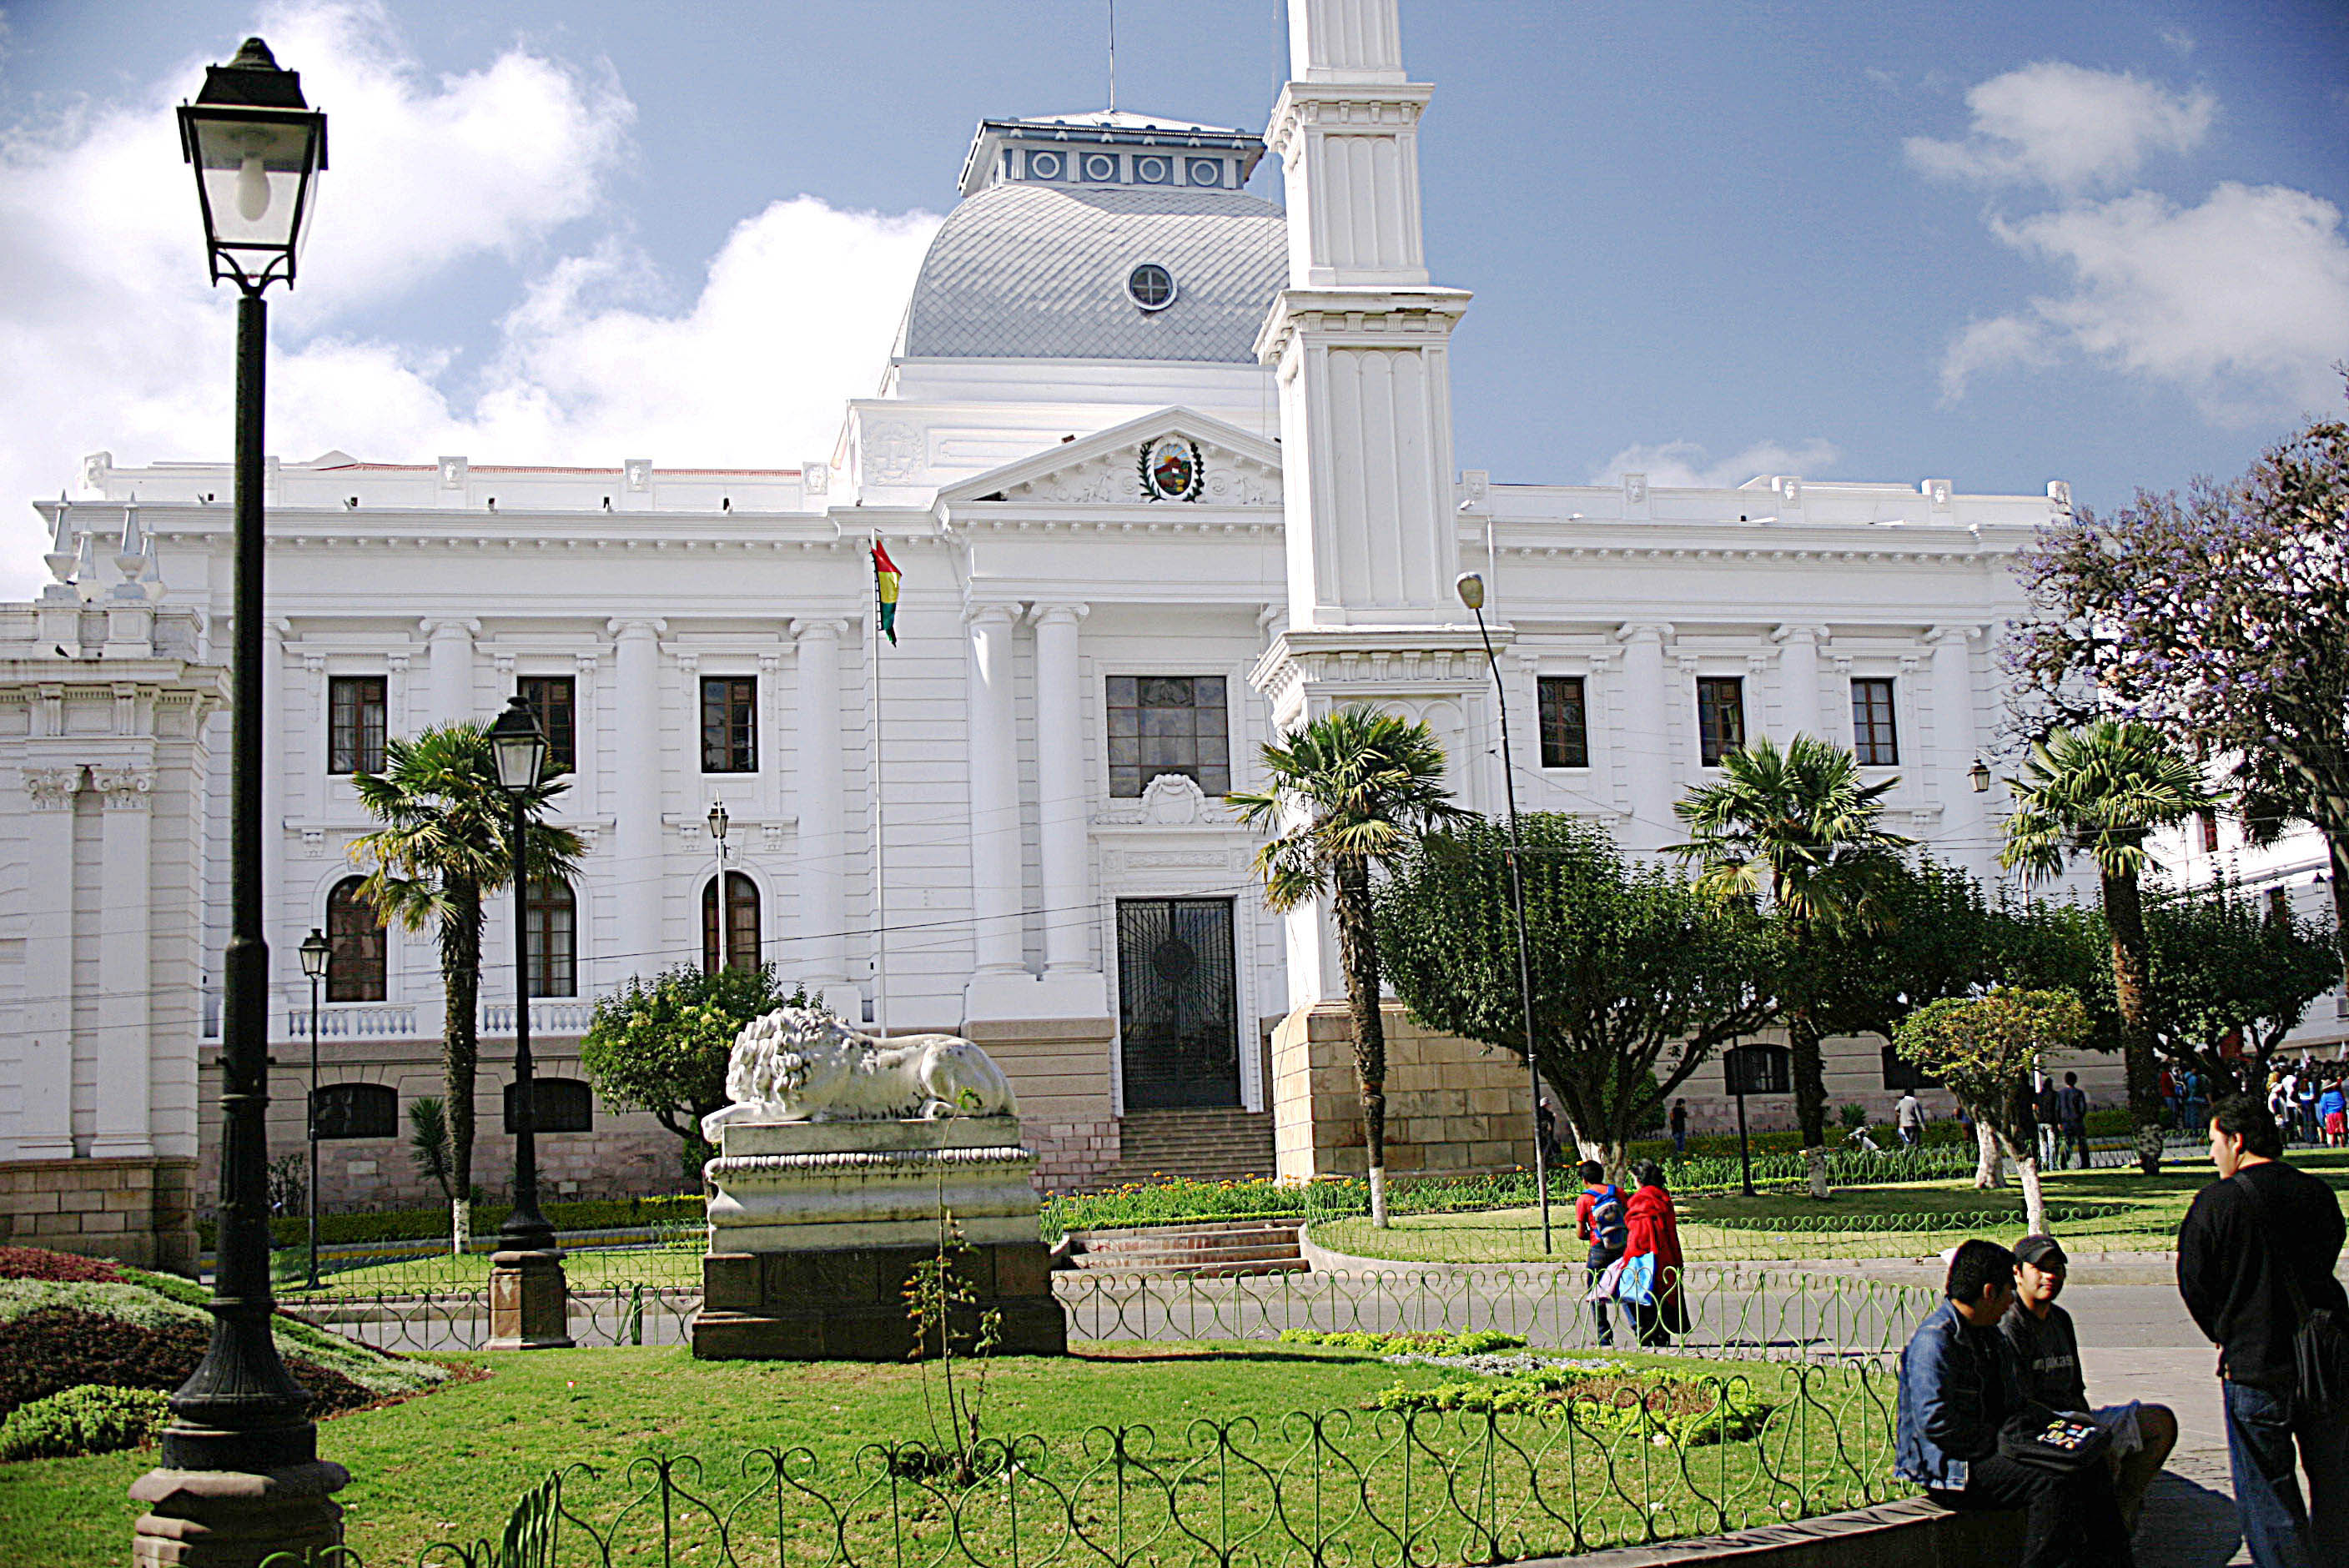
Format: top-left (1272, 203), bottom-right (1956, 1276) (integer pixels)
top-left (1511, 1495), bottom-right (2018, 1566)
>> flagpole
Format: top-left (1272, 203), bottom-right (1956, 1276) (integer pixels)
top-left (868, 530), bottom-right (890, 1039)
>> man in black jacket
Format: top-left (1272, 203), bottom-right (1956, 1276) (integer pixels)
top-left (2177, 1094), bottom-right (2349, 1568)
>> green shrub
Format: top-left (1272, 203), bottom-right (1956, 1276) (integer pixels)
top-left (200, 1193), bottom-right (704, 1251)
top-left (0, 1385), bottom-right (169, 1460)
top-left (1369, 1369), bottom-right (1773, 1446)
top-left (1277, 1328), bottom-right (1526, 1357)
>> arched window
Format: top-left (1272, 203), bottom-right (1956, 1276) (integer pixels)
top-left (1882, 1044), bottom-right (1942, 1093)
top-left (702, 872), bottom-right (760, 974)
top-left (525, 878), bottom-right (576, 998)
top-left (313, 1083), bottom-right (398, 1139)
top-left (505, 1076), bottom-right (593, 1134)
top-left (324, 877), bottom-right (386, 1003)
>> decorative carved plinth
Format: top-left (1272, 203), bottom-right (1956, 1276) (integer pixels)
top-left (128, 1460), bottom-right (348, 1567)
top-left (691, 1116), bottom-right (1067, 1361)
top-left (485, 1249), bottom-right (574, 1350)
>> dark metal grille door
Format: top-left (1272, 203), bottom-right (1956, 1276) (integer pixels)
top-left (1117, 898), bottom-right (1241, 1109)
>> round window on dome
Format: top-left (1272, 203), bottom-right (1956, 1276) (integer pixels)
top-left (1127, 263), bottom-right (1176, 312)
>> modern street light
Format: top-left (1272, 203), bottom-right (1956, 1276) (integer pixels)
top-left (299, 928), bottom-right (329, 1291)
top-left (485, 695), bottom-right (571, 1349)
top-left (707, 799), bottom-right (731, 972)
top-left (1455, 571), bottom-right (1551, 1254)
top-left (136, 37), bottom-right (338, 1561)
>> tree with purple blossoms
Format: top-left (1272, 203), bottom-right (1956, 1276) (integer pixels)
top-left (2008, 387), bottom-right (2349, 995)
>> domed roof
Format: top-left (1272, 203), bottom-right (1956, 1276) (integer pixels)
top-left (900, 183), bottom-right (1287, 364)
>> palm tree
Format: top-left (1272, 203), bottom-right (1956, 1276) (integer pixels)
top-left (2000, 720), bottom-right (2217, 1173)
top-left (349, 721), bottom-right (583, 1249)
top-left (1672, 734), bottom-right (1912, 1194)
top-left (1229, 706), bottom-right (1466, 1227)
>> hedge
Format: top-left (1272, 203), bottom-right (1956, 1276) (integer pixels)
top-left (199, 1193), bottom-right (703, 1251)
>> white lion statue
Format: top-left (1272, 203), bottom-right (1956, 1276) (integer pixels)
top-left (699, 1008), bottom-right (1019, 1138)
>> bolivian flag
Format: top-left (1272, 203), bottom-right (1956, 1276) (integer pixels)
top-left (872, 540), bottom-right (902, 646)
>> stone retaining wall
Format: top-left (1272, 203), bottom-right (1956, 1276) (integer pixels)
top-left (0, 1154), bottom-right (198, 1272)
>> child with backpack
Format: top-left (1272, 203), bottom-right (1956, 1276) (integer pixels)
top-left (1577, 1159), bottom-right (1629, 1347)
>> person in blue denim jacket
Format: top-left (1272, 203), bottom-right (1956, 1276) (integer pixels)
top-left (1897, 1239), bottom-right (2133, 1568)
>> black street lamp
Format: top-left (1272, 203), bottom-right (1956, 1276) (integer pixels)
top-left (485, 695), bottom-right (571, 1349)
top-left (1455, 571), bottom-right (1551, 1254)
top-left (136, 36), bottom-right (340, 1561)
top-left (299, 928), bottom-right (330, 1291)
top-left (707, 800), bottom-right (731, 972)
top-left (1727, 1042), bottom-right (1758, 1198)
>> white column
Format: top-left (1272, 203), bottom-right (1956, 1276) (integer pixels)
top-left (965, 602), bottom-right (1024, 977)
top-left (608, 618), bottom-right (666, 979)
top-left (18, 766), bottom-right (79, 1158)
top-left (791, 619), bottom-right (849, 992)
top-left (260, 621), bottom-right (286, 972)
top-left (93, 765), bottom-right (153, 1158)
top-left (1773, 625), bottom-right (1825, 741)
top-left (1615, 623), bottom-right (1674, 850)
top-left (1032, 603), bottom-right (1092, 975)
top-left (422, 617), bottom-right (479, 725)
top-left (1929, 626), bottom-right (1985, 872)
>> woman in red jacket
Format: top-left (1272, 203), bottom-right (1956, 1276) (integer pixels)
top-left (1623, 1162), bottom-right (1690, 1345)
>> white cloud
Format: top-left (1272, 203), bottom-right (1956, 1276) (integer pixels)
top-left (1938, 183), bottom-right (2349, 420)
top-left (1590, 438), bottom-right (1841, 490)
top-left (0, 3), bottom-right (939, 598)
top-left (1904, 62), bottom-right (2213, 193)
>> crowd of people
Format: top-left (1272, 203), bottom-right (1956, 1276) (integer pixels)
top-left (1895, 1095), bottom-right (2346, 1568)
top-left (2268, 1059), bottom-right (2349, 1148)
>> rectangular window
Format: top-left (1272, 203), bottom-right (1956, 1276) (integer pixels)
top-left (1851, 677), bottom-right (1899, 766)
top-left (2198, 811), bottom-right (2221, 855)
top-left (1695, 677), bottom-right (1745, 767)
top-left (1106, 676), bottom-right (1230, 799)
top-left (1537, 676), bottom-right (1589, 769)
top-left (517, 676), bottom-right (576, 775)
top-left (700, 676), bottom-right (757, 773)
top-left (327, 676), bottom-right (387, 776)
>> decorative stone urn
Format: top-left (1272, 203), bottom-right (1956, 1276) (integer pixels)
top-left (687, 1009), bottom-right (1066, 1360)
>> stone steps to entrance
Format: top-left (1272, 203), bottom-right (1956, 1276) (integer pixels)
top-left (1054, 1218), bottom-right (1306, 1276)
top-left (1099, 1108), bottom-right (1275, 1188)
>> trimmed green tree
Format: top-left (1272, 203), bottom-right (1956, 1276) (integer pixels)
top-left (1999, 721), bottom-right (2217, 1172)
top-left (349, 721), bottom-right (583, 1250)
top-left (1672, 734), bottom-right (1913, 1195)
top-left (1374, 812), bottom-right (1778, 1178)
top-left (1229, 706), bottom-right (1467, 1228)
top-left (1894, 988), bottom-right (2090, 1237)
top-left (578, 964), bottom-right (807, 1185)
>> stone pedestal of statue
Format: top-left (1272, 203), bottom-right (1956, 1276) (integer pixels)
top-left (690, 1116), bottom-right (1066, 1360)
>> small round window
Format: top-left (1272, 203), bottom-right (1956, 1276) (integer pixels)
top-left (1127, 263), bottom-right (1175, 311)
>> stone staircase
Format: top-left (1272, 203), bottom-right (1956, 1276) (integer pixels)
top-left (1099, 1108), bottom-right (1276, 1187)
top-left (1053, 1218), bottom-right (1306, 1276)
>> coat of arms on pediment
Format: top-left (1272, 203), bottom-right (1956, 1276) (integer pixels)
top-left (948, 407), bottom-right (1283, 510)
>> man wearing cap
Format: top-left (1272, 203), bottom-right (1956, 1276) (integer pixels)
top-left (1999, 1234), bottom-right (2179, 1533)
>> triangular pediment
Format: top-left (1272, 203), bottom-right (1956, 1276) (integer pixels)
top-left (938, 407), bottom-right (1281, 509)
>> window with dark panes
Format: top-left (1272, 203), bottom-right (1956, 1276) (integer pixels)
top-left (1106, 676), bottom-right (1230, 798)
top-left (313, 1083), bottom-right (397, 1139)
top-left (2198, 812), bottom-right (2221, 854)
top-left (525, 878), bottom-right (576, 998)
top-left (702, 872), bottom-right (760, 973)
top-left (1881, 1044), bottom-right (1942, 1092)
top-left (1696, 677), bottom-right (1746, 767)
top-left (517, 676), bottom-right (576, 774)
top-left (1723, 1042), bottom-right (1791, 1096)
top-left (504, 1077), bottom-right (592, 1134)
top-left (700, 676), bottom-right (757, 773)
top-left (1537, 676), bottom-right (1589, 769)
top-left (1851, 678), bottom-right (1899, 766)
top-left (324, 877), bottom-right (386, 1003)
top-left (328, 676), bottom-right (387, 776)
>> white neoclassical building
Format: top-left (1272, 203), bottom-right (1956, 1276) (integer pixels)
top-left (0, 0), bottom-right (2121, 1263)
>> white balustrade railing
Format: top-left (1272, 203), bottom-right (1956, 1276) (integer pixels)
top-left (286, 1003), bottom-right (420, 1040)
top-left (478, 998), bottom-right (596, 1037)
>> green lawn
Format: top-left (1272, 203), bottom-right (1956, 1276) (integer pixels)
top-left (1315, 1152), bottom-right (2349, 1264)
top-left (274, 1239), bottom-right (704, 1299)
top-left (1, 1340), bottom-right (1894, 1567)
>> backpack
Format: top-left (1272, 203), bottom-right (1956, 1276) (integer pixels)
top-left (1586, 1185), bottom-right (1627, 1251)
top-left (2241, 1173), bottom-right (2349, 1419)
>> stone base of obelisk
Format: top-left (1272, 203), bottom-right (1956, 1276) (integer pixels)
top-left (689, 1116), bottom-right (1067, 1360)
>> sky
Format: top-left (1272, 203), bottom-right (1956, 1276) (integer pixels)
top-left (1, 0), bottom-right (2345, 599)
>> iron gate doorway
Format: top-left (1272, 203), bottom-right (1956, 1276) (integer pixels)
top-left (1115, 897), bottom-right (1241, 1109)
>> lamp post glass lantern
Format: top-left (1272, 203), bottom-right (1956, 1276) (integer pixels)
top-left (299, 928), bottom-right (329, 1289)
top-left (707, 800), bottom-right (730, 972)
top-left (150, 35), bottom-right (325, 1488)
top-left (1455, 571), bottom-right (1551, 1254)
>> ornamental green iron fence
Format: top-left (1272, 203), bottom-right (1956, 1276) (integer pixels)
top-left (408, 1362), bottom-right (1899, 1568)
